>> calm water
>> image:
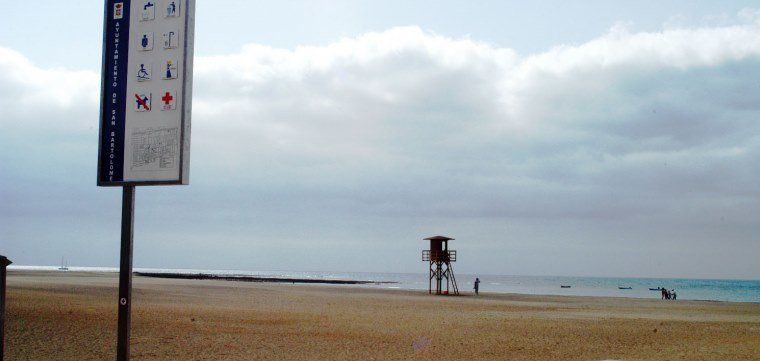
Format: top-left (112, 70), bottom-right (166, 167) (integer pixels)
top-left (10, 266), bottom-right (760, 303)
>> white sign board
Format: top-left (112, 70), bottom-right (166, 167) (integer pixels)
top-left (98, 0), bottom-right (194, 186)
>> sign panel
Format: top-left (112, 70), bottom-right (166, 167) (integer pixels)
top-left (98, 0), bottom-right (194, 186)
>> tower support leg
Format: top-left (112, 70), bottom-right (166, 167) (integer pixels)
top-left (428, 262), bottom-right (433, 294)
top-left (436, 262), bottom-right (442, 295)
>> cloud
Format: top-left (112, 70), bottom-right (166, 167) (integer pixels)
top-left (187, 24), bottom-right (760, 222)
top-left (0, 47), bottom-right (99, 124)
top-left (1, 18), bottom-right (759, 276)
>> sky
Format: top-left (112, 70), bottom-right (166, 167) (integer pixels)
top-left (1, 1), bottom-right (759, 279)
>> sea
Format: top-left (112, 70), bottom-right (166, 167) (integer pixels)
top-left (9, 265), bottom-right (760, 303)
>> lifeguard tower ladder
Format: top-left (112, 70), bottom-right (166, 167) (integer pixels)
top-left (422, 235), bottom-right (459, 295)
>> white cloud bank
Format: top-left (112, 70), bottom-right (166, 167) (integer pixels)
top-left (1, 16), bottom-right (759, 277)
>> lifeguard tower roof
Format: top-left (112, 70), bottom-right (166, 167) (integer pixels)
top-left (424, 235), bottom-right (455, 241)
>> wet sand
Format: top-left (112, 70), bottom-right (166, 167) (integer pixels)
top-left (5, 271), bottom-right (760, 360)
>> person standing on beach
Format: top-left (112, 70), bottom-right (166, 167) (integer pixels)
top-left (661, 287), bottom-right (667, 300)
top-left (474, 277), bottom-right (480, 295)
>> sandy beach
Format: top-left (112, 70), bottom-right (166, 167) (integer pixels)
top-left (4, 271), bottom-right (759, 360)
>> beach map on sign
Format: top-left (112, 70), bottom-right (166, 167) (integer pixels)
top-left (130, 127), bottom-right (179, 170)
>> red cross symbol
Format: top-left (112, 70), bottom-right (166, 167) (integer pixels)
top-left (161, 92), bottom-right (174, 105)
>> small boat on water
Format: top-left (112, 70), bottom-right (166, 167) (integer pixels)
top-left (560, 285), bottom-right (571, 288)
top-left (58, 257), bottom-right (69, 271)
top-left (649, 287), bottom-right (662, 291)
top-left (618, 286), bottom-right (632, 290)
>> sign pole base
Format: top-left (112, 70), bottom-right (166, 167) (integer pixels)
top-left (1, 256), bottom-right (11, 361)
top-left (117, 186), bottom-right (135, 361)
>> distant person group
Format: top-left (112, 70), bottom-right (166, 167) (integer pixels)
top-left (471, 279), bottom-right (679, 300)
top-left (661, 287), bottom-right (677, 300)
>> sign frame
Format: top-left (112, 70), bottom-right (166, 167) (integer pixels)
top-left (97, 0), bottom-right (195, 187)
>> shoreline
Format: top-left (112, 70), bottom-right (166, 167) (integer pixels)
top-left (6, 270), bottom-right (758, 308)
top-left (10, 265), bottom-right (758, 282)
top-left (7, 268), bottom-right (758, 303)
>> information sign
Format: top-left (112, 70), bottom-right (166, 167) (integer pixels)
top-left (98, 0), bottom-right (194, 186)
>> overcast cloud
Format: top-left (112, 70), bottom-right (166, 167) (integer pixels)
top-left (1, 14), bottom-right (759, 278)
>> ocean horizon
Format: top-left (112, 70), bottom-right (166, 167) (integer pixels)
top-left (9, 265), bottom-right (759, 303)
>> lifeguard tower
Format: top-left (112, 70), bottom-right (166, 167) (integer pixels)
top-left (422, 235), bottom-right (459, 295)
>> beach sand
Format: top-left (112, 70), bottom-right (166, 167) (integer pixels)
top-left (4, 271), bottom-right (759, 360)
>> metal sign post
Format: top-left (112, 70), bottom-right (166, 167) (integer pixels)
top-left (0, 255), bottom-right (11, 361)
top-left (117, 187), bottom-right (135, 360)
top-left (97, 1), bottom-right (194, 359)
